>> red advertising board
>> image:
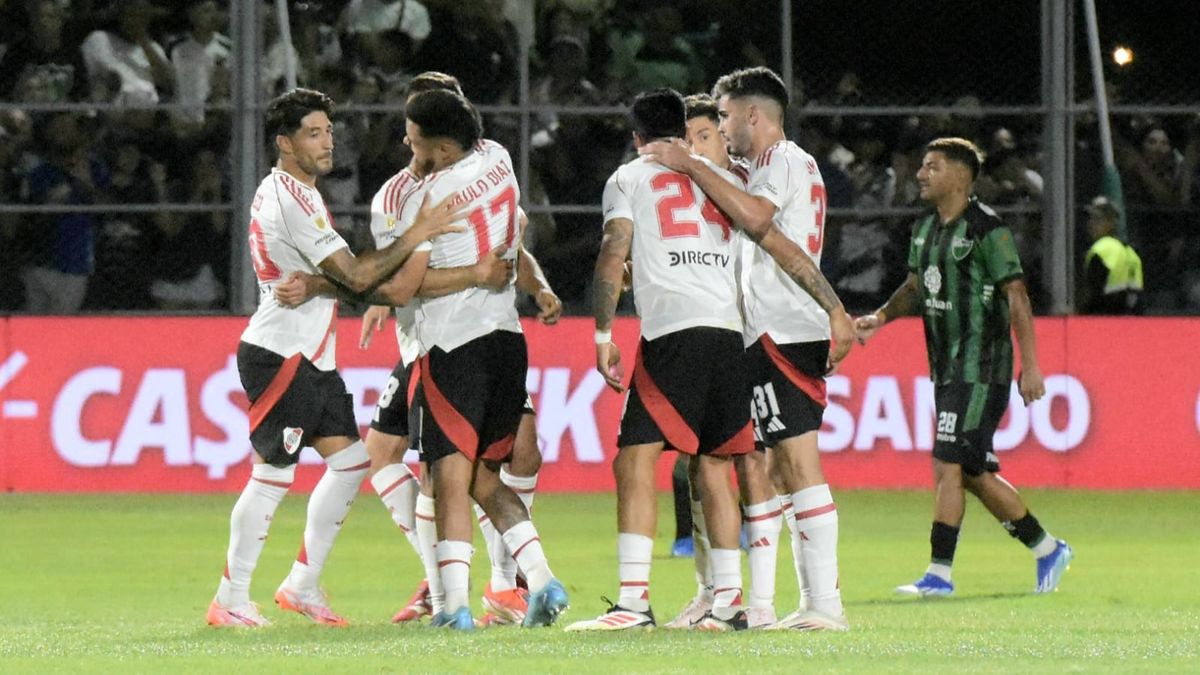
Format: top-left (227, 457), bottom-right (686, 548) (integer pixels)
top-left (1, 316), bottom-right (1198, 492)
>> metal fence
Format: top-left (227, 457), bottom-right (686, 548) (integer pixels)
top-left (1, 0), bottom-right (1197, 316)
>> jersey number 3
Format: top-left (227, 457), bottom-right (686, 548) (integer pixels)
top-left (651, 173), bottom-right (732, 241)
top-left (808, 183), bottom-right (826, 254)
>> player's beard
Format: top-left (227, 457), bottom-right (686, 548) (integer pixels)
top-left (299, 154), bottom-right (333, 178)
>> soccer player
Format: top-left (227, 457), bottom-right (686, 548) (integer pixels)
top-left (276, 72), bottom-right (563, 627)
top-left (397, 88), bottom-right (568, 629)
top-left (664, 93), bottom-right (783, 630)
top-left (854, 137), bottom-right (1074, 597)
top-left (566, 88), bottom-right (754, 632)
top-left (642, 67), bottom-right (855, 631)
top-left (205, 88), bottom-right (462, 628)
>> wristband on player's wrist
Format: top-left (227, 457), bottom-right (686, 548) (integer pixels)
top-left (594, 329), bottom-right (612, 345)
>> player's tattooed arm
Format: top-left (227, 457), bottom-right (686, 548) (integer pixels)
top-left (318, 193), bottom-right (467, 295)
top-left (592, 218), bottom-right (633, 331)
top-left (756, 224), bottom-right (854, 366)
top-left (878, 272), bottom-right (920, 324)
top-left (1005, 278), bottom-right (1045, 405)
top-left (593, 217), bottom-right (633, 391)
top-left (854, 272), bottom-right (918, 345)
top-left (754, 225), bottom-right (843, 314)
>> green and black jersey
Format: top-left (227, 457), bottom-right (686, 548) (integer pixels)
top-left (906, 199), bottom-right (1023, 385)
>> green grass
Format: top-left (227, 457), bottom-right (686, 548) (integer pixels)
top-left (1, 490), bottom-right (1197, 673)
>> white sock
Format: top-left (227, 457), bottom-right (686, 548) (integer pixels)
top-left (792, 484), bottom-right (842, 617)
top-left (778, 493), bottom-right (809, 607)
top-left (415, 493), bottom-right (444, 614)
top-left (216, 463), bottom-right (294, 607)
top-left (370, 463), bottom-right (421, 558)
top-left (500, 466), bottom-right (537, 513)
top-left (436, 540), bottom-right (474, 613)
top-left (475, 503), bottom-right (518, 592)
top-left (616, 532), bottom-right (653, 612)
top-left (501, 520), bottom-right (554, 593)
top-left (1031, 534), bottom-right (1058, 558)
top-left (744, 497), bottom-right (782, 609)
top-left (287, 442), bottom-right (369, 591)
top-left (926, 562), bottom-right (953, 582)
top-left (709, 548), bottom-right (743, 619)
top-left (690, 498), bottom-right (713, 599)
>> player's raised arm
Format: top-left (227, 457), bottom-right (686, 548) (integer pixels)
top-left (592, 216), bottom-right (633, 391)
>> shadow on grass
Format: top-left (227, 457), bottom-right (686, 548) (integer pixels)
top-left (848, 591), bottom-right (1030, 607)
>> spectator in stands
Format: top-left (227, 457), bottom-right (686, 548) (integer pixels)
top-left (147, 149), bottom-right (227, 310)
top-left (1116, 121), bottom-right (1198, 311)
top-left (976, 127), bottom-right (1043, 204)
top-left (418, 1), bottom-right (518, 106)
top-left (169, 0), bottom-right (231, 125)
top-left (0, 111), bottom-right (32, 311)
top-left (608, 5), bottom-right (704, 99)
top-left (80, 0), bottom-right (174, 105)
top-left (19, 113), bottom-right (110, 314)
top-left (830, 119), bottom-right (902, 313)
top-left (0, 0), bottom-right (87, 103)
top-left (1080, 196), bottom-right (1142, 315)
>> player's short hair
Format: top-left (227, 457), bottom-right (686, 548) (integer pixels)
top-left (711, 67), bottom-right (789, 112)
top-left (684, 94), bottom-right (719, 125)
top-left (407, 71), bottom-right (464, 97)
top-left (926, 137), bottom-right (985, 181)
top-left (265, 88), bottom-right (334, 140)
top-left (629, 88), bottom-right (686, 142)
top-left (406, 89), bottom-right (482, 151)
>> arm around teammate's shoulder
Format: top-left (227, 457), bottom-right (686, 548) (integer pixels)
top-left (639, 140), bottom-right (776, 238)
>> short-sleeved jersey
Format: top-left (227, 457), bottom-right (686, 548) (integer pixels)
top-left (907, 199), bottom-right (1023, 384)
top-left (240, 169), bottom-right (349, 371)
top-left (370, 167), bottom-right (427, 367)
top-left (410, 140), bottom-right (522, 353)
top-left (739, 140), bottom-right (830, 346)
top-left (602, 156), bottom-right (743, 340)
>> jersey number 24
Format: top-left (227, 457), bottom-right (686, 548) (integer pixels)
top-left (651, 173), bottom-right (732, 241)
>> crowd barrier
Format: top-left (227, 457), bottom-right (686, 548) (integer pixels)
top-left (1, 316), bottom-right (1197, 492)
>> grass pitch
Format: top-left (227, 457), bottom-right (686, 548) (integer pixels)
top-left (1, 490), bottom-right (1196, 673)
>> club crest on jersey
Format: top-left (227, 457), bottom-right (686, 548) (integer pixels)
top-left (315, 216), bottom-right (328, 230)
top-left (282, 427), bottom-right (304, 455)
top-left (951, 235), bottom-right (974, 260)
top-left (386, 215), bottom-right (396, 230)
top-left (923, 265), bottom-right (942, 295)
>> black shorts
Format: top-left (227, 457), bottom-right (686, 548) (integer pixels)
top-left (237, 341), bottom-right (359, 467)
top-left (747, 335), bottom-right (829, 446)
top-left (932, 381), bottom-right (1009, 476)
top-left (618, 327), bottom-right (753, 456)
top-left (369, 360), bottom-right (420, 437)
top-left (418, 331), bottom-right (529, 465)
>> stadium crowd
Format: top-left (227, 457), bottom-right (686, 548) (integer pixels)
top-left (1, 0), bottom-right (1198, 315)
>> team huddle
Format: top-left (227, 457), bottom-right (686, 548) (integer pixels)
top-left (206, 65), bottom-right (1073, 632)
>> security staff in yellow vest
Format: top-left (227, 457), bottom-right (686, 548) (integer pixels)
top-left (1081, 196), bottom-right (1143, 315)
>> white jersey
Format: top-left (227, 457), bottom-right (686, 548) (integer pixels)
top-left (740, 140), bottom-right (831, 345)
top-left (369, 167), bottom-right (426, 367)
top-left (410, 140), bottom-right (522, 353)
top-left (602, 156), bottom-right (742, 341)
top-left (241, 168), bottom-right (349, 370)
